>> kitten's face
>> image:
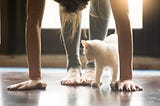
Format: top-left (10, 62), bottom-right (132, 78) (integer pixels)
top-left (81, 40), bottom-right (95, 61)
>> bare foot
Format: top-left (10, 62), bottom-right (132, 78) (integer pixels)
top-left (79, 70), bottom-right (95, 86)
top-left (110, 80), bottom-right (143, 91)
top-left (7, 80), bottom-right (47, 91)
top-left (61, 68), bottom-right (81, 86)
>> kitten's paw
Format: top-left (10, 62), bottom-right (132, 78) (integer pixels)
top-left (91, 81), bottom-right (102, 87)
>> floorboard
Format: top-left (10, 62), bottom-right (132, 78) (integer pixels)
top-left (0, 68), bottom-right (160, 106)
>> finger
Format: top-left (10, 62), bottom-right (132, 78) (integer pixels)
top-left (110, 81), bottom-right (119, 90)
top-left (7, 83), bottom-right (23, 91)
top-left (124, 84), bottom-right (131, 91)
top-left (37, 82), bottom-right (47, 89)
top-left (118, 83), bottom-right (124, 91)
top-left (135, 85), bottom-right (143, 91)
top-left (131, 84), bottom-right (136, 91)
top-left (17, 84), bottom-right (29, 90)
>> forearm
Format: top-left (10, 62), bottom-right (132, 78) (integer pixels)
top-left (26, 0), bottom-right (45, 80)
top-left (110, 0), bottom-right (133, 80)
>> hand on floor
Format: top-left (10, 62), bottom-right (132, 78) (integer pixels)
top-left (7, 79), bottom-right (47, 91)
top-left (110, 80), bottom-right (143, 91)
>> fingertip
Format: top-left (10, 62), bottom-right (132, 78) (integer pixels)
top-left (137, 87), bottom-right (143, 91)
top-left (136, 85), bottom-right (143, 91)
top-left (118, 83), bottom-right (124, 91)
top-left (118, 86), bottom-right (123, 91)
top-left (7, 87), bottom-right (11, 91)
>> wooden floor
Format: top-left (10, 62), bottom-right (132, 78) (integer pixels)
top-left (0, 68), bottom-right (160, 106)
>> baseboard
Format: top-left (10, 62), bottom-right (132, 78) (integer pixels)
top-left (0, 55), bottom-right (160, 70)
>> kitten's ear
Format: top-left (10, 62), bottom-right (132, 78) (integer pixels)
top-left (81, 40), bottom-right (89, 48)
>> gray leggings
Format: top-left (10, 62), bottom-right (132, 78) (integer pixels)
top-left (61, 0), bottom-right (111, 71)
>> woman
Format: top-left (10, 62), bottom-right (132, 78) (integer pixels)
top-left (60, 0), bottom-right (143, 91)
top-left (7, 0), bottom-right (142, 91)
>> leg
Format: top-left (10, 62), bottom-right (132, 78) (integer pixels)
top-left (60, 7), bottom-right (82, 85)
top-left (111, 66), bottom-right (119, 82)
top-left (80, 0), bottom-right (111, 85)
top-left (110, 64), bottom-right (120, 90)
top-left (7, 0), bottom-right (47, 90)
top-left (89, 0), bottom-right (111, 40)
top-left (110, 0), bottom-right (142, 91)
top-left (91, 64), bottom-right (103, 87)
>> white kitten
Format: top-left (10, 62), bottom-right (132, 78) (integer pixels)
top-left (81, 34), bottom-right (119, 87)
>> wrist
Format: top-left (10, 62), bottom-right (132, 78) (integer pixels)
top-left (120, 75), bottom-right (132, 81)
top-left (29, 78), bottom-right (41, 81)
